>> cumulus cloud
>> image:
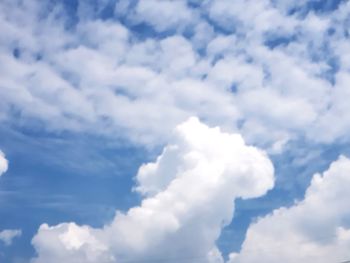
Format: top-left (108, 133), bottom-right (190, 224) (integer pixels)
top-left (229, 156), bottom-right (350, 263)
top-left (31, 117), bottom-right (274, 263)
top-left (0, 229), bottom-right (21, 246)
top-left (0, 150), bottom-right (8, 177)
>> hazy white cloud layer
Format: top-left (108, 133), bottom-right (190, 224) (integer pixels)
top-left (31, 117), bottom-right (274, 263)
top-left (229, 156), bottom-right (350, 263)
top-left (0, 229), bottom-right (21, 246)
top-left (0, 150), bottom-right (8, 177)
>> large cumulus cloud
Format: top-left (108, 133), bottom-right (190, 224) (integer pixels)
top-left (229, 156), bottom-right (350, 263)
top-left (31, 117), bottom-right (274, 263)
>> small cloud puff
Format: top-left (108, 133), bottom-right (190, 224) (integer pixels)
top-left (0, 150), bottom-right (8, 177)
top-left (0, 229), bottom-right (22, 246)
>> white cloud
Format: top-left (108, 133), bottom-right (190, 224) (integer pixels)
top-left (204, 0), bottom-right (297, 37)
top-left (31, 117), bottom-right (274, 263)
top-left (1, 0), bottom-right (350, 150)
top-left (0, 229), bottom-right (21, 246)
top-left (229, 156), bottom-right (350, 263)
top-left (132, 0), bottom-right (196, 32)
top-left (0, 150), bottom-right (8, 177)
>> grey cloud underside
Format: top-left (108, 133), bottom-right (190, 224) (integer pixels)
top-left (0, 151), bottom-right (21, 248)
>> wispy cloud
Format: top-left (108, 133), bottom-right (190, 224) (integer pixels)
top-left (0, 229), bottom-right (21, 246)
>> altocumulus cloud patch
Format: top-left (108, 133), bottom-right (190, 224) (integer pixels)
top-left (30, 117), bottom-right (274, 263)
top-left (1, 0), bottom-right (350, 148)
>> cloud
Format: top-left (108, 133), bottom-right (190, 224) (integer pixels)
top-left (131, 0), bottom-right (196, 32)
top-left (2, 0), bottom-right (350, 150)
top-left (229, 155), bottom-right (350, 263)
top-left (31, 117), bottom-right (274, 263)
top-left (0, 229), bottom-right (21, 246)
top-left (0, 150), bottom-right (8, 177)
top-left (2, 0), bottom-right (350, 261)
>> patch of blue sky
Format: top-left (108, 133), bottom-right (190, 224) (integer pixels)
top-left (285, 0), bottom-right (346, 17)
top-left (0, 125), bottom-right (150, 262)
top-left (306, 0), bottom-right (346, 13)
top-left (307, 40), bottom-right (340, 84)
top-left (50, 0), bottom-right (120, 29)
top-left (264, 33), bottom-right (297, 49)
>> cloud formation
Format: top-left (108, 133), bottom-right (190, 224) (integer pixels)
top-left (31, 117), bottom-right (274, 263)
top-left (1, 0), bottom-right (350, 262)
top-left (229, 156), bottom-right (350, 263)
top-left (1, 0), bottom-right (350, 149)
top-left (0, 150), bottom-right (8, 177)
top-left (0, 229), bottom-right (21, 246)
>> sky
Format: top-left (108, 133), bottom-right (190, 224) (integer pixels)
top-left (1, 0), bottom-right (350, 262)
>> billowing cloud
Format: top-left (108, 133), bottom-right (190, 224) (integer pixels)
top-left (31, 117), bottom-right (274, 263)
top-left (0, 150), bottom-right (8, 177)
top-left (0, 229), bottom-right (21, 246)
top-left (229, 156), bottom-right (350, 263)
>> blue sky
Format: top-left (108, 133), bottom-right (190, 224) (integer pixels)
top-left (1, 0), bottom-right (350, 262)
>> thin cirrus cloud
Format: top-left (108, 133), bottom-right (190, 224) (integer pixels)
top-left (31, 117), bottom-right (274, 263)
